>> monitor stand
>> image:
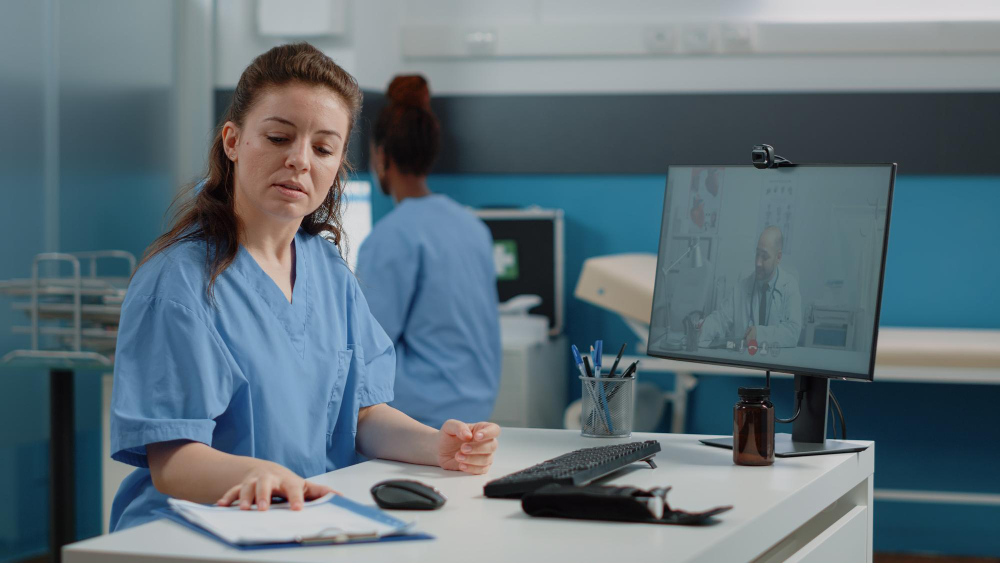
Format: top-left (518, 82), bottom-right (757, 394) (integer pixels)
top-left (700, 375), bottom-right (869, 457)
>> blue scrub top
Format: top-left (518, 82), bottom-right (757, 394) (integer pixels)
top-left (109, 230), bottom-right (395, 531)
top-left (356, 194), bottom-right (501, 429)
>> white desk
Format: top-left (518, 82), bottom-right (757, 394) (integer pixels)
top-left (66, 428), bottom-right (874, 563)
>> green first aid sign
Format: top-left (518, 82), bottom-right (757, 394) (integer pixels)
top-left (493, 240), bottom-right (519, 281)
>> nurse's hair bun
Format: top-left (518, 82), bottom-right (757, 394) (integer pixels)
top-left (373, 74), bottom-right (439, 175)
top-left (386, 75), bottom-right (431, 111)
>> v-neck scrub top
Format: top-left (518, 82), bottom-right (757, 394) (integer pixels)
top-left (108, 230), bottom-right (395, 532)
top-left (356, 194), bottom-right (501, 429)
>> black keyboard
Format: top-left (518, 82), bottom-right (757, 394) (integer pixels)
top-left (483, 440), bottom-right (662, 498)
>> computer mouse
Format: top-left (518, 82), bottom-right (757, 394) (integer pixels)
top-left (370, 479), bottom-right (447, 510)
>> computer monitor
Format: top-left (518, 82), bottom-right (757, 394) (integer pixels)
top-left (648, 164), bottom-right (895, 455)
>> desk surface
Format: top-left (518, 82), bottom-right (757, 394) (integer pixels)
top-left (65, 428), bottom-right (874, 563)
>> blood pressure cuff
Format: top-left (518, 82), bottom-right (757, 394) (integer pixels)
top-left (521, 484), bottom-right (732, 526)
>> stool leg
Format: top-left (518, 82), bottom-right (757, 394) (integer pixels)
top-left (50, 369), bottom-right (74, 563)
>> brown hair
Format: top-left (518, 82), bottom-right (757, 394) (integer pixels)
top-left (138, 42), bottom-right (362, 297)
top-left (372, 75), bottom-right (440, 175)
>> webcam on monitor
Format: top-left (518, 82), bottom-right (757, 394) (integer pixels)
top-left (750, 144), bottom-right (793, 169)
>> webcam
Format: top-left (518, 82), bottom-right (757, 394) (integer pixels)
top-left (751, 144), bottom-right (792, 169)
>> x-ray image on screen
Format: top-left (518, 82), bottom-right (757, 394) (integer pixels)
top-left (648, 165), bottom-right (894, 379)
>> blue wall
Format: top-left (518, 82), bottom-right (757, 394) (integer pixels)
top-left (372, 173), bottom-right (1000, 557)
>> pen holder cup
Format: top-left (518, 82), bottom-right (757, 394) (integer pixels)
top-left (579, 376), bottom-right (634, 438)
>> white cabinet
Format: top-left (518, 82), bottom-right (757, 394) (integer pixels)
top-left (490, 336), bottom-right (568, 429)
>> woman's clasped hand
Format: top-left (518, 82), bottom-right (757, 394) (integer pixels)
top-left (437, 420), bottom-right (501, 475)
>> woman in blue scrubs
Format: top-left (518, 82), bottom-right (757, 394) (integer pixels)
top-left (109, 44), bottom-right (500, 532)
top-left (356, 76), bottom-right (501, 429)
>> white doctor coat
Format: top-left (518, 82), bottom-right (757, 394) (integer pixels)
top-left (700, 266), bottom-right (803, 348)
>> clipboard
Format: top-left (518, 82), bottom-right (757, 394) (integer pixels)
top-left (155, 495), bottom-right (434, 550)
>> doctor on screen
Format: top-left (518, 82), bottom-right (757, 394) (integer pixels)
top-left (699, 226), bottom-right (803, 348)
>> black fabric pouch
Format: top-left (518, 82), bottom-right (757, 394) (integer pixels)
top-left (521, 484), bottom-right (732, 526)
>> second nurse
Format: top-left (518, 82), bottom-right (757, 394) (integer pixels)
top-left (357, 75), bottom-right (502, 429)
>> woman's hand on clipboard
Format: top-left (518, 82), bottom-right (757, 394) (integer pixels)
top-left (216, 461), bottom-right (339, 511)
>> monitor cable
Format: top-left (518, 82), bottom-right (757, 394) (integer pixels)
top-left (829, 389), bottom-right (847, 440)
top-left (829, 400), bottom-right (837, 439)
top-left (767, 371), bottom-right (804, 424)
top-left (766, 371), bottom-right (847, 437)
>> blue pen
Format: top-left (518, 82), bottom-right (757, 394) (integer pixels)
top-left (570, 345), bottom-right (587, 377)
top-left (572, 345), bottom-right (609, 432)
top-left (593, 340), bottom-right (614, 432)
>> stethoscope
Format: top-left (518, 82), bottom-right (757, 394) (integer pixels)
top-left (747, 269), bottom-right (782, 327)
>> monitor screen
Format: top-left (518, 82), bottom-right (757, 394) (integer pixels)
top-left (648, 164), bottom-right (895, 380)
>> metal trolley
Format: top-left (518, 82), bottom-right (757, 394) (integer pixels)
top-left (0, 250), bottom-right (134, 560)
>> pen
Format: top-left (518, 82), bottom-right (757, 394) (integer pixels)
top-left (586, 348), bottom-right (614, 429)
top-left (606, 361), bottom-right (639, 403)
top-left (593, 340), bottom-right (613, 432)
top-left (571, 345), bottom-right (586, 377)
top-left (575, 346), bottom-right (609, 433)
top-left (583, 355), bottom-right (613, 431)
top-left (608, 343), bottom-right (626, 376)
top-left (590, 345), bottom-right (596, 376)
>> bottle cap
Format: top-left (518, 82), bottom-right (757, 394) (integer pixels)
top-left (738, 387), bottom-right (770, 400)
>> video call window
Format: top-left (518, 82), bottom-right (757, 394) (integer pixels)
top-left (648, 165), bottom-right (894, 379)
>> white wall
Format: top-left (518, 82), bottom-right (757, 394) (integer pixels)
top-left (217, 0), bottom-right (1000, 95)
top-left (215, 0), bottom-right (357, 87)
